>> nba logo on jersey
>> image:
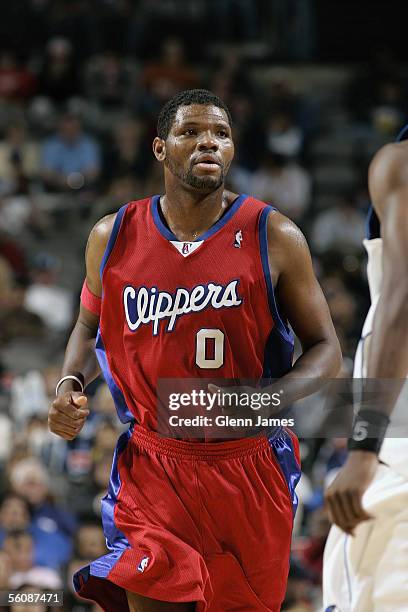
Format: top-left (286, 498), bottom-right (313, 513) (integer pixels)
top-left (137, 556), bottom-right (149, 572)
top-left (182, 242), bottom-right (192, 255)
top-left (234, 230), bottom-right (243, 248)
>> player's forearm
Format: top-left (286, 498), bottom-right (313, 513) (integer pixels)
top-left (57, 320), bottom-right (101, 395)
top-left (269, 337), bottom-right (342, 407)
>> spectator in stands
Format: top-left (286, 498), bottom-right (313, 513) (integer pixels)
top-left (8, 459), bottom-right (76, 561)
top-left (2, 531), bottom-right (33, 576)
top-left (90, 173), bottom-right (143, 223)
top-left (266, 76), bottom-right (318, 143)
top-left (23, 253), bottom-right (73, 334)
top-left (140, 37), bottom-right (197, 109)
top-left (0, 52), bottom-right (36, 102)
top-left (37, 38), bottom-right (80, 106)
top-left (91, 384), bottom-right (116, 419)
top-left (311, 193), bottom-right (365, 255)
top-left (227, 93), bottom-right (264, 171)
top-left (1, 530), bottom-right (62, 595)
top-left (92, 421), bottom-right (120, 461)
top-left (0, 493), bottom-right (71, 571)
top-left (85, 52), bottom-right (135, 109)
top-left (9, 370), bottom-right (49, 427)
top-left (266, 110), bottom-right (304, 158)
top-left (371, 78), bottom-right (406, 136)
top-left (346, 45), bottom-right (404, 129)
top-left (0, 123), bottom-right (39, 197)
top-left (0, 495), bottom-right (30, 541)
top-left (67, 450), bottom-right (112, 519)
top-left (9, 563), bottom-right (61, 596)
top-left (0, 283), bottom-right (45, 346)
top-left (40, 113), bottom-right (100, 194)
top-left (245, 152), bottom-right (311, 221)
top-left (209, 49), bottom-right (257, 104)
top-left (74, 522), bottom-right (106, 561)
top-left (294, 506), bottom-right (331, 583)
top-left (102, 117), bottom-right (151, 186)
top-left (0, 231), bottom-right (27, 283)
top-left (320, 275), bottom-right (359, 358)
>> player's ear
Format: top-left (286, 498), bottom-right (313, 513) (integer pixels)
top-left (153, 137), bottom-right (166, 162)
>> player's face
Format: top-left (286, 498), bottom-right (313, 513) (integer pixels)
top-left (161, 104), bottom-right (234, 192)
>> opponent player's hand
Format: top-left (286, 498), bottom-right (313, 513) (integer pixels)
top-left (48, 392), bottom-right (90, 440)
top-left (324, 451), bottom-right (378, 535)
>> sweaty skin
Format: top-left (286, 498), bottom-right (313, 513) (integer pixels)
top-left (49, 103), bottom-right (341, 611)
top-left (325, 140), bottom-right (408, 535)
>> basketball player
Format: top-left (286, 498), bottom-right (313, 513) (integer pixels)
top-left (48, 89), bottom-right (341, 612)
top-left (323, 126), bottom-right (408, 611)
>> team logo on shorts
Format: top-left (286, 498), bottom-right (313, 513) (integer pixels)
top-left (234, 230), bottom-right (243, 248)
top-left (137, 556), bottom-right (150, 572)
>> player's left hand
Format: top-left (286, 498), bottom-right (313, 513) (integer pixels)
top-left (324, 451), bottom-right (379, 535)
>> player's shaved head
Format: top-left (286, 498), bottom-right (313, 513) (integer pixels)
top-left (157, 89), bottom-right (232, 140)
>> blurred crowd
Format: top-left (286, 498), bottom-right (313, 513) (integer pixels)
top-left (1, 1), bottom-right (408, 611)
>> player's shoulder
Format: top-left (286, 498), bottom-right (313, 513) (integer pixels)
top-left (369, 140), bottom-right (408, 193)
top-left (89, 213), bottom-right (117, 250)
top-left (265, 209), bottom-right (310, 279)
top-left (87, 197), bottom-right (149, 255)
top-left (266, 208), bottom-right (307, 251)
top-left (84, 213), bottom-right (118, 291)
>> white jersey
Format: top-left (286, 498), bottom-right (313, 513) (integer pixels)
top-left (354, 237), bottom-right (408, 480)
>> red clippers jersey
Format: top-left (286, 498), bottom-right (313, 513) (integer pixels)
top-left (96, 194), bottom-right (294, 427)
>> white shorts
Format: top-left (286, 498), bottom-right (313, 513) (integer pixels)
top-left (323, 463), bottom-right (408, 612)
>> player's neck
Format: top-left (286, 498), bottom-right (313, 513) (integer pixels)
top-left (160, 186), bottom-right (232, 242)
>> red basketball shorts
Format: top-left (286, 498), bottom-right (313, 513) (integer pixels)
top-left (74, 425), bottom-right (301, 611)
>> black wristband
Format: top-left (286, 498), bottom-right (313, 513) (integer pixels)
top-left (347, 409), bottom-right (390, 454)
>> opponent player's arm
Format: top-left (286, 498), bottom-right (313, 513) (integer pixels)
top-left (348, 151), bottom-right (408, 442)
top-left (325, 146), bottom-right (408, 534)
top-left (366, 168), bottom-right (408, 381)
top-left (48, 215), bottom-right (115, 440)
top-left (267, 212), bottom-right (342, 403)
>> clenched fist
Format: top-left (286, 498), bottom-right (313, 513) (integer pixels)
top-left (49, 392), bottom-right (90, 440)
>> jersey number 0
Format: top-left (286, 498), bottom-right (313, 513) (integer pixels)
top-left (195, 329), bottom-right (224, 369)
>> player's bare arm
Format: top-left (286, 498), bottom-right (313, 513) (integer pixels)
top-left (366, 142), bottom-right (408, 380)
top-left (268, 211), bottom-right (342, 397)
top-left (48, 213), bottom-right (116, 440)
top-left (325, 142), bottom-right (408, 535)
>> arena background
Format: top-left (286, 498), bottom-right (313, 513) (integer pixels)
top-left (0, 1), bottom-right (406, 610)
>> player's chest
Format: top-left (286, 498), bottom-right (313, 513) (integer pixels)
top-left (104, 241), bottom-right (264, 336)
